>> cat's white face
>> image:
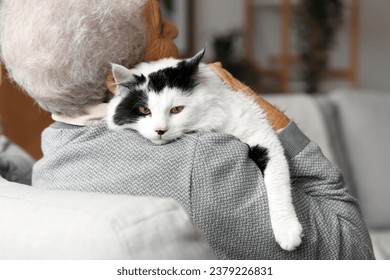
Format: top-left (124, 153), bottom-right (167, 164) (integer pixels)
top-left (106, 50), bottom-right (206, 144)
top-left (131, 87), bottom-right (200, 144)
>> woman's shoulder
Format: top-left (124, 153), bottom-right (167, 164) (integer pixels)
top-left (40, 121), bottom-right (252, 177)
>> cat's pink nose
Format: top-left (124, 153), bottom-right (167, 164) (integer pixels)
top-left (155, 129), bottom-right (167, 135)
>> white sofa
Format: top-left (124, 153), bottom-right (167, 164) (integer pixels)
top-left (0, 177), bottom-right (215, 259)
top-left (265, 88), bottom-right (390, 259)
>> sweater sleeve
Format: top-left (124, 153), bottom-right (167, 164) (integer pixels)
top-left (190, 132), bottom-right (272, 260)
top-left (278, 122), bottom-right (375, 259)
top-left (190, 123), bottom-right (375, 260)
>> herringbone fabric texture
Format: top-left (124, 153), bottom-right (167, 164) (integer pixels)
top-left (32, 121), bottom-right (375, 259)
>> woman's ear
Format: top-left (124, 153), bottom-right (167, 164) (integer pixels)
top-left (106, 74), bottom-right (117, 94)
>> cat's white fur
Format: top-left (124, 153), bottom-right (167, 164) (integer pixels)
top-left (106, 52), bottom-right (303, 251)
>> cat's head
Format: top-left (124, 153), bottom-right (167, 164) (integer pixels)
top-left (106, 49), bottom-right (206, 144)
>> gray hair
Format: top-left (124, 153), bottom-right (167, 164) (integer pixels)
top-left (0, 0), bottom-right (148, 116)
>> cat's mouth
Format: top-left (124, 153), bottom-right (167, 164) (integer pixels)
top-left (145, 129), bottom-right (186, 145)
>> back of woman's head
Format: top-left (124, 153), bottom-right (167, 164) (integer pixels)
top-left (0, 0), bottom-right (148, 117)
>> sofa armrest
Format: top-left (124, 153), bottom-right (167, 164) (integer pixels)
top-left (0, 177), bottom-right (215, 259)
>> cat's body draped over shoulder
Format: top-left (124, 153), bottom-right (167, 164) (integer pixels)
top-left (106, 49), bottom-right (303, 251)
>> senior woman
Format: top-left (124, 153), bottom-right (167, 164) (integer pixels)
top-left (0, 0), bottom-right (374, 259)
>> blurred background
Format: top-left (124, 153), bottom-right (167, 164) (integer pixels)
top-left (162, 0), bottom-right (389, 93)
top-left (1, 0), bottom-right (389, 158)
top-left (0, 0), bottom-right (389, 258)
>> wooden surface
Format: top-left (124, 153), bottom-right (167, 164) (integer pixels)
top-left (0, 67), bottom-right (52, 159)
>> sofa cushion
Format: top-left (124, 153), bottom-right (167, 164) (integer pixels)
top-left (0, 177), bottom-right (215, 259)
top-left (265, 94), bottom-right (337, 164)
top-left (370, 230), bottom-right (390, 260)
top-left (330, 89), bottom-right (390, 229)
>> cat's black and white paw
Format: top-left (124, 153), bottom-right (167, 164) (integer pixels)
top-left (273, 218), bottom-right (303, 251)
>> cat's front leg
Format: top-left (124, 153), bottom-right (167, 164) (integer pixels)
top-left (262, 153), bottom-right (303, 251)
top-left (249, 143), bottom-right (303, 251)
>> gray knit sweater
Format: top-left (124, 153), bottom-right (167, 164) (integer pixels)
top-left (32, 121), bottom-right (375, 259)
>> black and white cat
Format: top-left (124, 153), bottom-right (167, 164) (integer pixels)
top-left (106, 49), bottom-right (303, 251)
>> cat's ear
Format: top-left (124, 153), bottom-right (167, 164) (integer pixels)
top-left (111, 64), bottom-right (130, 84)
top-left (185, 48), bottom-right (206, 70)
top-left (111, 63), bottom-right (144, 86)
top-left (177, 49), bottom-right (205, 78)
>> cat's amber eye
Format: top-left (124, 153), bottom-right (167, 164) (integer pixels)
top-left (170, 106), bottom-right (184, 114)
top-left (139, 106), bottom-right (151, 116)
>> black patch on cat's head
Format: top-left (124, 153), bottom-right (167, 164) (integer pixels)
top-left (249, 145), bottom-right (269, 175)
top-left (133, 74), bottom-right (147, 85)
top-left (148, 49), bottom-right (206, 94)
top-left (113, 89), bottom-right (148, 125)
